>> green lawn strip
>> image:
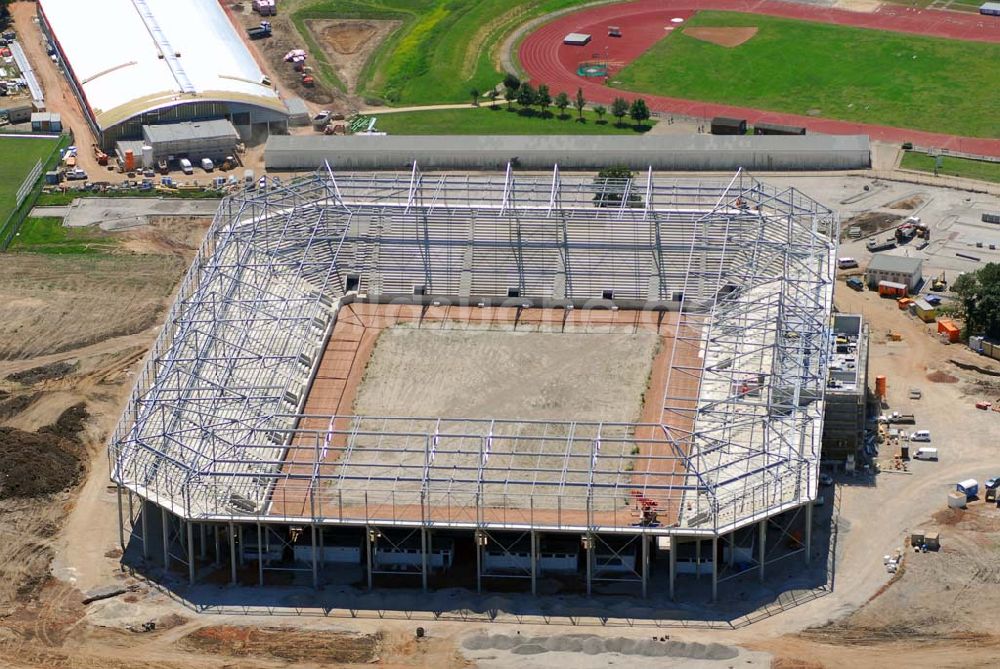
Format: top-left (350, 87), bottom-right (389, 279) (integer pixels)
top-left (7, 217), bottom-right (118, 255)
top-left (374, 106), bottom-right (654, 135)
top-left (613, 11), bottom-right (1000, 138)
top-left (292, 0), bottom-right (594, 105)
top-left (900, 152), bottom-right (1000, 184)
top-left (0, 136), bottom-right (61, 221)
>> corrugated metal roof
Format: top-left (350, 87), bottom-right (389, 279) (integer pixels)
top-left (981, 2), bottom-right (1000, 10)
top-left (867, 254), bottom-right (923, 275)
top-left (39, 0), bottom-right (285, 130)
top-left (143, 119), bottom-right (239, 144)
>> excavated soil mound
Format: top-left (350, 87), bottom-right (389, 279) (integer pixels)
top-left (0, 403), bottom-right (87, 499)
top-left (181, 626), bottom-right (380, 663)
top-left (926, 370), bottom-right (959, 383)
top-left (684, 26), bottom-right (758, 48)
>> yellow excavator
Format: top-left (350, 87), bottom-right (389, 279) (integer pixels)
top-left (931, 272), bottom-right (946, 292)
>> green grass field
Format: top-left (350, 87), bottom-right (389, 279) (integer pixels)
top-left (613, 12), bottom-right (1000, 138)
top-left (375, 106), bottom-right (654, 135)
top-left (0, 136), bottom-right (61, 223)
top-left (900, 152), bottom-right (1000, 184)
top-left (292, 0), bottom-right (587, 105)
top-left (7, 217), bottom-right (118, 254)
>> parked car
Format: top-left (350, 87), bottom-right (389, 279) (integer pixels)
top-left (201, 158), bottom-right (214, 172)
top-left (913, 447), bottom-right (938, 461)
top-left (910, 430), bottom-right (931, 442)
top-left (179, 158), bottom-right (193, 175)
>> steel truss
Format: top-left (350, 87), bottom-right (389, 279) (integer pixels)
top-left (109, 164), bottom-right (837, 542)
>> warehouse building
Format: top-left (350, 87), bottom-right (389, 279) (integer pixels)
top-left (264, 134), bottom-right (871, 172)
top-left (38, 0), bottom-right (289, 150)
top-left (866, 255), bottom-right (923, 291)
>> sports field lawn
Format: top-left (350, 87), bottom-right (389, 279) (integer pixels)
top-left (0, 136), bottom-right (61, 222)
top-left (900, 152), bottom-right (1000, 184)
top-left (613, 11), bottom-right (1000, 138)
top-left (375, 106), bottom-right (654, 135)
top-left (293, 0), bottom-right (587, 105)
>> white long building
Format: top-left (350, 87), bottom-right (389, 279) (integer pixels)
top-left (38, 0), bottom-right (289, 149)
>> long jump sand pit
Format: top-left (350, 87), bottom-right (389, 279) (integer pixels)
top-left (683, 26), bottom-right (758, 47)
top-left (354, 327), bottom-right (659, 423)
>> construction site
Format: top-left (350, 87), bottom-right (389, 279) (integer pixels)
top-left (108, 165), bottom-right (837, 600)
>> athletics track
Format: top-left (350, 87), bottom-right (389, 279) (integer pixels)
top-left (519, 0), bottom-right (1000, 156)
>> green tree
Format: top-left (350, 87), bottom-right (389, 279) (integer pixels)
top-left (503, 73), bottom-right (521, 91)
top-left (611, 97), bottom-right (629, 126)
top-left (0, 0), bottom-right (10, 29)
top-left (536, 84), bottom-right (552, 116)
top-left (470, 88), bottom-right (480, 107)
top-left (629, 98), bottom-right (650, 127)
top-left (574, 88), bottom-right (586, 121)
top-left (488, 88), bottom-right (499, 108)
top-left (554, 91), bottom-right (570, 118)
top-left (954, 263), bottom-right (1000, 339)
top-left (592, 166), bottom-right (642, 208)
top-left (516, 83), bottom-right (536, 113)
top-left (593, 104), bottom-right (607, 123)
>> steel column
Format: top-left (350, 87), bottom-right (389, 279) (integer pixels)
top-left (728, 533), bottom-right (735, 567)
top-left (311, 525), bottom-right (319, 589)
top-left (641, 533), bottom-right (649, 599)
top-left (116, 484), bottom-right (125, 553)
top-left (421, 528), bottom-right (428, 592)
top-left (199, 523), bottom-right (207, 560)
top-left (530, 530), bottom-right (537, 596)
top-left (585, 534), bottom-right (592, 597)
top-left (365, 527), bottom-right (374, 590)
top-left (695, 539), bottom-right (701, 579)
top-left (257, 523), bottom-right (264, 586)
top-left (238, 525), bottom-right (245, 566)
top-left (141, 499), bottom-right (149, 561)
top-left (475, 531), bottom-right (482, 594)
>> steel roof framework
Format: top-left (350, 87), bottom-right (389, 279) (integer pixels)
top-left (109, 165), bottom-right (837, 538)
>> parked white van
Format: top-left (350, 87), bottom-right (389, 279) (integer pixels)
top-left (914, 447), bottom-right (938, 461)
top-left (837, 257), bottom-right (859, 269)
top-left (910, 430), bottom-right (931, 442)
top-left (179, 158), bottom-right (193, 175)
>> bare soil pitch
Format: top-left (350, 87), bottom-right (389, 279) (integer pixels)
top-left (683, 26), bottom-right (758, 47)
top-left (306, 18), bottom-right (401, 94)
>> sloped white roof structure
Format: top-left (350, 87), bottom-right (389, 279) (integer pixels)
top-left (39, 0), bottom-right (285, 130)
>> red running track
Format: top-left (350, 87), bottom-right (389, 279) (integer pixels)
top-left (519, 0), bottom-right (1000, 156)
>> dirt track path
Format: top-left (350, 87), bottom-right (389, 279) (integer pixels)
top-left (517, 0), bottom-right (1000, 156)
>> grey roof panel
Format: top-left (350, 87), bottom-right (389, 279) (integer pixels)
top-left (867, 254), bottom-right (923, 275)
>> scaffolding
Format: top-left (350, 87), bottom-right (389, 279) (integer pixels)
top-left (109, 164), bottom-right (837, 543)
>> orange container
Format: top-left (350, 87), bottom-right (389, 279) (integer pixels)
top-left (937, 319), bottom-right (960, 343)
top-left (875, 375), bottom-right (887, 398)
top-left (125, 150), bottom-right (135, 172)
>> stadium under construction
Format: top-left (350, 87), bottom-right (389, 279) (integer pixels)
top-left (110, 164), bottom-right (838, 602)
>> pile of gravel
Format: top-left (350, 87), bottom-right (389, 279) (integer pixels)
top-left (462, 633), bottom-right (739, 660)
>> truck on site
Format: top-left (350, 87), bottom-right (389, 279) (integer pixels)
top-left (913, 447), bottom-right (938, 461)
top-left (253, 0), bottom-right (276, 16)
top-left (878, 411), bottom-right (915, 424)
top-left (931, 271), bottom-right (947, 291)
top-left (201, 158), bottom-right (214, 172)
top-left (867, 237), bottom-right (897, 252)
top-left (910, 429), bottom-right (931, 442)
top-left (247, 21), bottom-right (272, 39)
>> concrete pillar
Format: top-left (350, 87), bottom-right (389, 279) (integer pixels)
top-left (311, 525), bottom-right (319, 589)
top-left (711, 536), bottom-right (718, 602)
top-left (199, 523), bottom-right (207, 560)
top-left (238, 525), bottom-right (245, 567)
top-left (641, 533), bottom-right (649, 599)
top-left (187, 521), bottom-right (195, 585)
top-left (695, 539), bottom-right (701, 579)
top-left (584, 534), bottom-right (592, 597)
top-left (758, 520), bottom-right (766, 583)
top-left (475, 531), bottom-right (483, 594)
top-left (257, 524), bottom-right (264, 587)
top-left (530, 531), bottom-right (538, 596)
top-left (141, 500), bottom-right (149, 561)
top-left (229, 522), bottom-right (237, 585)
top-left (728, 533), bottom-right (735, 567)
top-left (805, 502), bottom-right (813, 565)
top-left (669, 535), bottom-right (677, 600)
top-left (365, 527), bottom-right (374, 591)
top-left (116, 484), bottom-right (126, 553)
top-left (161, 507), bottom-right (170, 569)
top-left (421, 528), bottom-right (429, 592)
top-left (214, 525), bottom-right (221, 567)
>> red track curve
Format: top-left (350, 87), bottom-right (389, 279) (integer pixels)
top-left (519, 0), bottom-right (1000, 156)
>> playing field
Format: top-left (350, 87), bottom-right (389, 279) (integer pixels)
top-left (0, 136), bottom-right (61, 224)
top-left (293, 0), bottom-right (588, 104)
top-left (613, 11), bottom-right (1000, 138)
top-left (374, 106), bottom-right (655, 135)
top-left (900, 152), bottom-right (1000, 184)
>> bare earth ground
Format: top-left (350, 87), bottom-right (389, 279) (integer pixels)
top-left (306, 19), bottom-right (402, 95)
top-left (354, 327), bottom-right (658, 422)
top-left (683, 27), bottom-right (759, 48)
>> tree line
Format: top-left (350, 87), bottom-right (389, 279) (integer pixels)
top-left (468, 74), bottom-right (651, 128)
